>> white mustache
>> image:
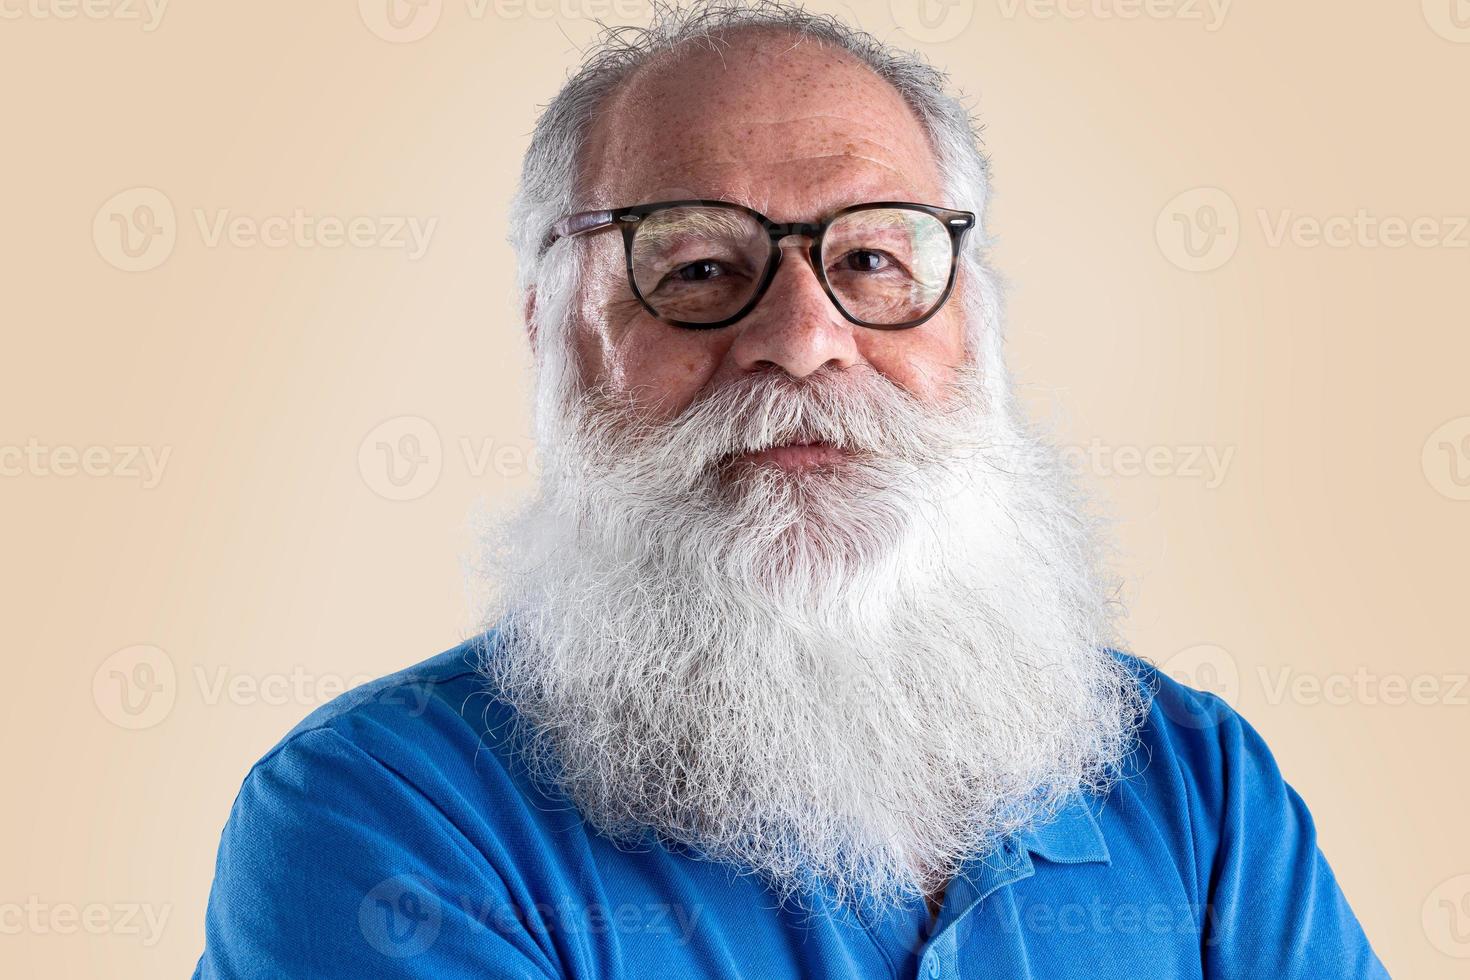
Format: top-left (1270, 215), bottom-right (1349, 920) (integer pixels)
top-left (567, 361), bottom-right (989, 489)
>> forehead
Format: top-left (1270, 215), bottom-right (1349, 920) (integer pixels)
top-left (578, 29), bottom-right (947, 222)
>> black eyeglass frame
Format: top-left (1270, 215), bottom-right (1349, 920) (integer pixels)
top-left (541, 199), bottom-right (977, 330)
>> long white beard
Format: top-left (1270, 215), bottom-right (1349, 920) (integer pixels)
top-left (474, 351), bottom-right (1145, 910)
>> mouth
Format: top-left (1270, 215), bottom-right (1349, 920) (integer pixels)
top-left (729, 440), bottom-right (851, 470)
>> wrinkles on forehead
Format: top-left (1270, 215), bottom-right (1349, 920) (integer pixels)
top-left (576, 28), bottom-right (946, 219)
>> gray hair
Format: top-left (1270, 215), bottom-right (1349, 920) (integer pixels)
top-left (507, 0), bottom-right (1013, 417)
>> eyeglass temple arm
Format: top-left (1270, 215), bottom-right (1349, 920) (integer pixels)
top-left (539, 209), bottom-right (616, 254)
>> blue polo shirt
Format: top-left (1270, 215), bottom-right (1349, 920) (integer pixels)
top-left (194, 631), bottom-right (1388, 978)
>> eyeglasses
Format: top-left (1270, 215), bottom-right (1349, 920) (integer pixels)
top-left (540, 199), bottom-right (976, 330)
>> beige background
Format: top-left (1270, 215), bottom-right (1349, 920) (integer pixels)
top-left (2, 1), bottom-right (1467, 976)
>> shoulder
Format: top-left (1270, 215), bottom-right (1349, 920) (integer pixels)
top-left (272, 632), bottom-right (498, 752)
top-left (1110, 649), bottom-right (1281, 793)
top-left (201, 630), bottom-right (526, 916)
top-left (1104, 650), bottom-right (1321, 887)
top-left (1101, 659), bottom-right (1387, 975)
top-left (238, 631), bottom-right (518, 786)
top-left (196, 630), bottom-right (565, 977)
top-left (216, 630), bottom-right (528, 845)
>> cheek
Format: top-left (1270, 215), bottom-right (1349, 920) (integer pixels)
top-left (616, 328), bottom-right (725, 414)
top-left (574, 279), bottom-right (727, 416)
top-left (858, 304), bottom-right (970, 400)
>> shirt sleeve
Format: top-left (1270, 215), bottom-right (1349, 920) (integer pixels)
top-left (193, 726), bottom-right (556, 979)
top-left (1177, 690), bottom-right (1390, 979)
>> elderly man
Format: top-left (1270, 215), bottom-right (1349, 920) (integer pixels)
top-left (195, 2), bottom-right (1386, 977)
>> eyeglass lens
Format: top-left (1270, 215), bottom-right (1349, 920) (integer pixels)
top-left (627, 206), bottom-right (954, 326)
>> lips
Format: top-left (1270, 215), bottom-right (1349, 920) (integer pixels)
top-left (731, 440), bottom-right (850, 469)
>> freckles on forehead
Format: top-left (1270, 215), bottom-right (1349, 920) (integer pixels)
top-left (580, 30), bottom-right (945, 210)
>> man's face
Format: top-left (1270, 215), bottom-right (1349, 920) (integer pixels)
top-left (484, 28), bottom-right (1138, 910)
top-left (562, 31), bottom-right (970, 441)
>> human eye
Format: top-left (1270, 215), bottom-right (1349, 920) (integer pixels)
top-left (829, 247), bottom-right (911, 279)
top-left (672, 258), bottom-right (728, 282)
top-left (833, 249), bottom-right (892, 274)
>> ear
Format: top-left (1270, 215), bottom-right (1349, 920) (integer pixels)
top-left (522, 287), bottom-right (538, 355)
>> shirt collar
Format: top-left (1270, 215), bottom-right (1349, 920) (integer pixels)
top-left (1017, 791), bottom-right (1111, 866)
top-left (924, 791), bottom-right (1110, 942)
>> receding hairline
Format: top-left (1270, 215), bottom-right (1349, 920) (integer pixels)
top-left (575, 23), bottom-right (943, 204)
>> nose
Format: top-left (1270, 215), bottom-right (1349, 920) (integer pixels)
top-left (727, 239), bottom-right (860, 379)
